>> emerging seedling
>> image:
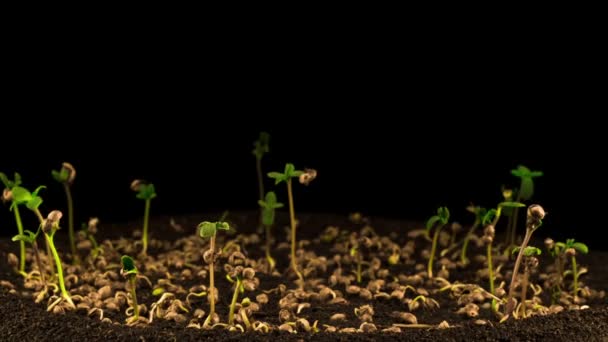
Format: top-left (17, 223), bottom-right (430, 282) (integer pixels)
top-left (511, 246), bottom-right (541, 318)
top-left (460, 204), bottom-right (487, 265)
top-left (557, 239), bottom-right (589, 301)
top-left (198, 220), bottom-right (230, 328)
top-left (121, 255), bottom-right (140, 324)
top-left (1, 172), bottom-right (27, 274)
top-left (81, 218), bottom-right (102, 261)
top-left (12, 226), bottom-right (45, 284)
top-left (507, 166), bottom-right (543, 246)
top-left (252, 132), bottom-right (270, 218)
top-left (226, 266), bottom-right (257, 326)
top-left (268, 163), bottom-right (317, 285)
top-left (41, 210), bottom-right (74, 309)
top-left (52, 162), bottom-right (78, 264)
top-left (505, 204), bottom-right (545, 317)
top-left (425, 207), bottom-right (450, 278)
top-left (257, 191), bottom-right (284, 272)
top-left (131, 180), bottom-right (157, 255)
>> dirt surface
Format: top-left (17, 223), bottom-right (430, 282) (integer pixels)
top-left (1, 211), bottom-right (607, 341)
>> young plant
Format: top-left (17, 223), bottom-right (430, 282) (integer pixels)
top-left (350, 237), bottom-right (363, 284)
top-left (425, 207), bottom-right (449, 278)
top-left (52, 162), bottom-right (78, 263)
top-left (1, 172), bottom-right (27, 274)
top-left (131, 180), bottom-right (157, 255)
top-left (460, 204), bottom-right (487, 265)
top-left (226, 266), bottom-right (257, 326)
top-left (268, 164), bottom-right (317, 284)
top-left (41, 210), bottom-right (74, 308)
top-left (198, 220), bottom-right (230, 328)
top-left (252, 132), bottom-right (270, 217)
top-left (504, 204), bottom-right (545, 317)
top-left (507, 165), bottom-right (543, 246)
top-left (81, 218), bottom-right (102, 261)
top-left (511, 246), bottom-right (541, 318)
top-left (121, 255), bottom-right (140, 324)
top-left (257, 191), bottom-right (284, 272)
top-left (557, 239), bottom-right (589, 301)
top-left (11, 227), bottom-right (45, 284)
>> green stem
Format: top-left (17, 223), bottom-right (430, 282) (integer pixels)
top-left (520, 267), bottom-right (529, 318)
top-left (228, 278), bottom-right (242, 325)
top-left (356, 250), bottom-right (362, 284)
top-left (142, 199), bottom-right (151, 254)
top-left (264, 225), bottom-right (275, 272)
top-left (460, 220), bottom-right (479, 265)
top-left (427, 226), bottom-right (442, 278)
top-left (487, 242), bottom-right (496, 312)
top-left (13, 205), bottom-right (26, 273)
top-left (34, 209), bottom-right (55, 278)
top-left (45, 232), bottom-right (73, 307)
top-left (505, 228), bottom-right (533, 317)
top-left (63, 183), bottom-right (78, 264)
top-left (571, 255), bottom-right (579, 299)
top-left (129, 275), bottom-right (139, 320)
top-left (286, 180), bottom-right (303, 285)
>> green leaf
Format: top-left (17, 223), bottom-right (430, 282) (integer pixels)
top-left (26, 196), bottom-right (43, 210)
top-left (572, 242), bottom-right (589, 254)
top-left (257, 200), bottom-right (268, 209)
top-left (52, 169), bottom-right (69, 183)
top-left (426, 215), bottom-right (441, 231)
top-left (32, 185), bottom-right (46, 197)
top-left (519, 177), bottom-right (534, 200)
top-left (121, 255), bottom-right (137, 274)
top-left (264, 191), bottom-right (284, 209)
top-left (512, 246), bottom-right (542, 256)
top-left (284, 163), bottom-right (295, 176)
top-left (198, 221), bottom-right (216, 238)
top-left (0, 172), bottom-right (8, 188)
top-left (262, 207), bottom-right (275, 227)
top-left (135, 183), bottom-right (157, 200)
top-left (482, 209), bottom-right (497, 226)
top-left (10, 186), bottom-right (32, 204)
top-left (529, 171), bottom-right (544, 178)
top-left (152, 287), bottom-right (165, 296)
top-left (12, 233), bottom-right (35, 244)
top-left (499, 201), bottom-right (526, 208)
top-left (267, 172), bottom-right (283, 179)
top-left (216, 221), bottom-right (230, 231)
top-left (437, 207), bottom-right (450, 223)
top-left (511, 165), bottom-right (531, 178)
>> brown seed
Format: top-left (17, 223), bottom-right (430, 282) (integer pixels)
top-left (243, 268), bottom-right (256, 280)
top-left (256, 293), bottom-right (269, 305)
top-left (330, 313), bottom-right (346, 321)
top-left (347, 285), bottom-right (361, 294)
top-left (339, 327), bottom-right (357, 333)
top-left (7, 253), bottom-right (18, 268)
top-left (278, 323), bottom-right (293, 333)
top-left (359, 322), bottom-right (377, 332)
top-left (437, 321), bottom-right (450, 329)
top-left (324, 325), bottom-right (338, 332)
top-left (382, 326), bottom-right (402, 333)
top-left (359, 288), bottom-right (373, 300)
top-left (296, 318), bottom-right (311, 332)
top-left (105, 302), bottom-right (119, 311)
top-left (279, 309), bottom-right (293, 322)
top-left (393, 312), bottom-right (417, 324)
top-left (0, 280), bottom-right (14, 290)
top-left (98, 285), bottom-right (112, 300)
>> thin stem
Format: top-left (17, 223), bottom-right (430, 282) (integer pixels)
top-left (487, 242), bottom-right (496, 312)
top-left (13, 206), bottom-right (26, 273)
top-left (460, 220), bottom-right (479, 265)
top-left (505, 229), bottom-right (533, 316)
top-left (63, 183), bottom-right (78, 264)
top-left (142, 199), bottom-right (151, 255)
top-left (356, 250), bottom-right (362, 284)
top-left (45, 232), bottom-right (73, 307)
top-left (286, 180), bottom-right (303, 284)
top-left (571, 255), bottom-right (579, 299)
top-left (256, 158), bottom-right (264, 204)
top-left (265, 225), bottom-right (275, 272)
top-left (427, 226), bottom-right (442, 279)
top-left (209, 235), bottom-right (216, 317)
top-left (228, 278), bottom-right (242, 325)
top-left (520, 266), bottom-right (529, 318)
top-left (34, 209), bottom-right (55, 278)
top-left (129, 276), bottom-right (139, 320)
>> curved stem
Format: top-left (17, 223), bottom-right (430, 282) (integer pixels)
top-left (427, 227), bottom-right (442, 278)
top-left (129, 276), bottom-right (139, 320)
top-left (505, 229), bottom-right (533, 316)
top-left (286, 180), bottom-right (303, 284)
top-left (63, 183), bottom-right (78, 264)
top-left (571, 255), bottom-right (579, 299)
top-left (228, 278), bottom-right (242, 325)
top-left (13, 206), bottom-right (26, 273)
top-left (45, 232), bottom-right (73, 307)
top-left (142, 199), bottom-right (151, 255)
top-left (460, 220), bottom-right (479, 265)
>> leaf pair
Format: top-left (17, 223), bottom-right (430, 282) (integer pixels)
top-left (482, 202), bottom-right (525, 225)
top-left (0, 172), bottom-right (22, 189)
top-left (426, 207), bottom-right (450, 231)
top-left (466, 205), bottom-right (487, 223)
top-left (134, 183), bottom-right (157, 200)
top-left (556, 239), bottom-right (589, 255)
top-left (198, 221), bottom-right (231, 239)
top-left (9, 186), bottom-right (46, 211)
top-left (121, 255), bottom-right (138, 276)
top-left (12, 229), bottom-right (39, 244)
top-left (511, 165), bottom-right (543, 200)
top-left (512, 246), bottom-right (542, 257)
top-left (252, 132), bottom-right (270, 160)
top-left (268, 163), bottom-right (303, 185)
top-left (258, 192), bottom-right (284, 226)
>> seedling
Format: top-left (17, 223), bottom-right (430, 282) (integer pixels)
top-left (81, 218), bottom-right (102, 261)
top-left (349, 238), bottom-right (363, 284)
top-left (505, 204), bottom-right (545, 317)
top-left (1, 172), bottom-right (27, 274)
top-left (52, 162), bottom-right (78, 263)
top-left (41, 210), bottom-right (74, 309)
top-left (131, 180), bottom-right (157, 255)
top-left (257, 191), bottom-right (284, 272)
top-left (557, 239), bottom-right (589, 300)
top-left (268, 163), bottom-right (316, 284)
top-left (460, 205), bottom-right (487, 265)
top-left (425, 207), bottom-right (450, 278)
top-left (121, 255), bottom-right (140, 324)
top-left (226, 267), bottom-right (257, 326)
top-left (12, 226), bottom-right (45, 284)
top-left (252, 132), bottom-right (270, 217)
top-left (198, 220), bottom-right (230, 328)
top-left (507, 165), bottom-right (543, 246)
top-left (511, 246), bottom-right (541, 318)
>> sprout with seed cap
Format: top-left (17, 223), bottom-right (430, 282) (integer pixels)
top-left (505, 204), bottom-right (546, 318)
top-left (131, 179), bottom-right (157, 255)
top-left (507, 165), bottom-right (543, 246)
top-left (121, 255), bottom-right (140, 324)
top-left (425, 207), bottom-right (450, 278)
top-left (511, 246), bottom-right (541, 318)
top-left (555, 239), bottom-right (589, 301)
top-left (268, 163), bottom-right (316, 285)
top-left (225, 265), bottom-right (258, 326)
top-left (42, 210), bottom-right (74, 309)
top-left (258, 191), bottom-right (284, 272)
top-left (52, 162), bottom-right (78, 264)
top-left (198, 220), bottom-right (230, 328)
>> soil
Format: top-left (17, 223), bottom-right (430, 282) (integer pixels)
top-left (1, 211), bottom-right (607, 341)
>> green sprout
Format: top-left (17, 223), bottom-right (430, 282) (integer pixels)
top-left (52, 162), bottom-right (78, 264)
top-left (257, 191), bottom-right (283, 272)
top-left (511, 246), bottom-right (541, 318)
top-left (460, 204), bottom-right (487, 265)
top-left (349, 236), bottom-right (368, 284)
top-left (226, 267), bottom-right (257, 326)
top-left (1, 171), bottom-right (27, 274)
top-left (425, 207), bottom-right (450, 278)
top-left (507, 165), bottom-right (543, 246)
top-left (12, 226), bottom-right (45, 284)
top-left (268, 163), bottom-right (316, 285)
top-left (81, 218), bottom-right (102, 261)
top-left (505, 204), bottom-right (545, 318)
top-left (131, 179), bottom-right (157, 255)
top-left (557, 239), bottom-right (589, 300)
top-left (252, 132), bottom-right (270, 220)
top-left (198, 220), bottom-right (230, 328)
top-left (121, 255), bottom-right (140, 324)
top-left (41, 210), bottom-right (74, 309)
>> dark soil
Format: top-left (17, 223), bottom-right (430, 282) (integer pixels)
top-left (1, 211), bottom-right (607, 341)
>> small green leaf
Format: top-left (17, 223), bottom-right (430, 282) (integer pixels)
top-left (12, 234), bottom-right (34, 244)
top-left (32, 185), bottom-right (46, 197)
top-left (437, 207), bottom-right (450, 223)
top-left (0, 172), bottom-right (8, 188)
top-left (52, 169), bottom-right (69, 183)
top-left (198, 221), bottom-right (216, 238)
top-left (284, 163), bottom-right (295, 175)
top-left (216, 221), bottom-right (230, 231)
top-left (482, 209), bottom-right (497, 226)
top-left (267, 172), bottom-right (283, 179)
top-left (529, 171), bottom-right (544, 178)
top-left (519, 177), bottom-right (534, 200)
top-left (257, 200), bottom-right (268, 209)
top-left (121, 255), bottom-right (138, 274)
top-left (25, 196), bottom-right (43, 210)
top-left (10, 186), bottom-right (32, 204)
top-left (512, 246), bottom-right (541, 256)
top-left (152, 287), bottom-right (165, 296)
top-left (426, 215), bottom-right (441, 231)
top-left (572, 242), bottom-right (588, 254)
top-left (511, 165), bottom-right (531, 178)
top-left (499, 201), bottom-right (526, 208)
